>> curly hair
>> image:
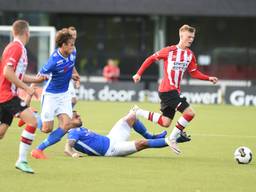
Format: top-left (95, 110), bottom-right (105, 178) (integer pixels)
top-left (55, 28), bottom-right (73, 47)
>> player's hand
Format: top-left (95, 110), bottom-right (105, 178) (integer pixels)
top-left (74, 80), bottom-right (80, 89)
top-left (29, 83), bottom-right (39, 98)
top-left (33, 74), bottom-right (48, 83)
top-left (209, 76), bottom-right (218, 84)
top-left (72, 73), bottom-right (80, 81)
top-left (72, 153), bottom-right (82, 158)
top-left (132, 74), bottom-right (141, 83)
top-left (25, 86), bottom-right (35, 96)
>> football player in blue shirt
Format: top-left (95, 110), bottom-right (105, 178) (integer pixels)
top-left (64, 108), bottom-right (190, 158)
top-left (31, 28), bottom-right (80, 159)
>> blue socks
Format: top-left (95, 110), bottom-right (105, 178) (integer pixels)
top-left (133, 120), bottom-right (152, 139)
top-left (147, 138), bottom-right (168, 148)
top-left (133, 120), bottom-right (167, 139)
top-left (37, 127), bottom-right (66, 151)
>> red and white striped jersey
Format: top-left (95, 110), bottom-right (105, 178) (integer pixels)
top-left (0, 39), bottom-right (28, 103)
top-left (137, 45), bottom-right (198, 93)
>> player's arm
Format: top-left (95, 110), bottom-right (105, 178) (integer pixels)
top-left (72, 67), bottom-right (80, 88)
top-left (23, 74), bottom-right (48, 84)
top-left (189, 70), bottom-right (218, 84)
top-left (188, 55), bottom-right (218, 84)
top-left (133, 47), bottom-right (169, 83)
top-left (3, 65), bottom-right (34, 96)
top-left (23, 83), bottom-right (41, 106)
top-left (64, 140), bottom-right (82, 158)
top-left (133, 55), bottom-right (157, 83)
top-left (38, 57), bottom-right (55, 77)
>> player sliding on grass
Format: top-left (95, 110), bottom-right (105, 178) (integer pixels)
top-left (64, 109), bottom-right (189, 158)
top-left (133, 24), bottom-right (218, 155)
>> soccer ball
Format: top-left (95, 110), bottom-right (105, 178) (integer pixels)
top-left (234, 146), bottom-right (252, 164)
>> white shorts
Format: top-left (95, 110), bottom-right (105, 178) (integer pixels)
top-left (41, 91), bottom-right (72, 122)
top-left (69, 80), bottom-right (77, 99)
top-left (105, 118), bottom-right (137, 157)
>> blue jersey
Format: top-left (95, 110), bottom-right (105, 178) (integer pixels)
top-left (68, 127), bottom-right (110, 156)
top-left (40, 49), bottom-right (76, 93)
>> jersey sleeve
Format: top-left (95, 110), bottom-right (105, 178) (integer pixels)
top-left (136, 47), bottom-right (170, 76)
top-left (187, 54), bottom-right (198, 72)
top-left (3, 43), bottom-right (22, 69)
top-left (188, 54), bottom-right (209, 80)
top-left (68, 129), bottom-right (80, 141)
top-left (152, 46), bottom-right (171, 60)
top-left (39, 57), bottom-right (55, 75)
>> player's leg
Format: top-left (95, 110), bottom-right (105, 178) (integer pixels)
top-left (32, 92), bottom-right (73, 159)
top-left (125, 108), bottom-right (167, 139)
top-left (12, 98), bottom-right (38, 173)
top-left (136, 138), bottom-right (168, 150)
top-left (133, 119), bottom-right (167, 139)
top-left (107, 118), bottom-right (132, 143)
top-left (0, 123), bottom-right (9, 139)
top-left (169, 106), bottom-right (194, 141)
top-left (39, 94), bottom-right (56, 133)
top-left (31, 94), bottom-right (58, 159)
top-left (131, 105), bottom-right (170, 127)
top-left (159, 90), bottom-right (187, 154)
top-left (105, 138), bottom-right (168, 156)
top-left (69, 80), bottom-right (77, 108)
top-left (18, 110), bottom-right (42, 128)
top-left (0, 108), bottom-right (12, 139)
top-left (167, 95), bottom-right (194, 154)
top-left (32, 114), bottom-right (71, 159)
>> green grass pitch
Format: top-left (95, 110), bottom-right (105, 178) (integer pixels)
top-left (0, 101), bottom-right (255, 192)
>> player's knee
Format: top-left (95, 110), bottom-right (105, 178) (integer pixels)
top-left (162, 117), bottom-right (171, 127)
top-left (183, 108), bottom-right (196, 118)
top-left (41, 128), bottom-right (51, 133)
top-left (41, 125), bottom-right (53, 133)
top-left (135, 140), bottom-right (148, 151)
top-left (31, 121), bottom-right (37, 128)
top-left (125, 113), bottom-right (136, 127)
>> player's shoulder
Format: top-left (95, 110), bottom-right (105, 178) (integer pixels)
top-left (161, 45), bottom-right (177, 52)
top-left (2, 42), bottom-right (22, 59)
top-left (168, 45), bottom-right (178, 50)
top-left (68, 127), bottom-right (81, 135)
top-left (49, 50), bottom-right (63, 63)
top-left (4, 41), bottom-right (22, 52)
top-left (70, 127), bottom-right (87, 133)
top-left (51, 49), bottom-right (61, 59)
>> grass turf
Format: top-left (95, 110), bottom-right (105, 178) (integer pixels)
top-left (0, 101), bottom-right (255, 192)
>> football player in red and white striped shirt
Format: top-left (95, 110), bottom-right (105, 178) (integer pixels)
top-left (133, 24), bottom-right (218, 155)
top-left (0, 20), bottom-right (45, 173)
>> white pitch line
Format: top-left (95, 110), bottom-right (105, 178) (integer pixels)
top-left (191, 133), bottom-right (256, 139)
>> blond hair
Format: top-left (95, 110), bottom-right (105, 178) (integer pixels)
top-left (179, 24), bottom-right (196, 33)
top-left (12, 20), bottom-right (29, 36)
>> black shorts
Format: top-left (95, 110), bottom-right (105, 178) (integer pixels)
top-left (0, 96), bottom-right (28, 126)
top-left (158, 90), bottom-right (189, 119)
